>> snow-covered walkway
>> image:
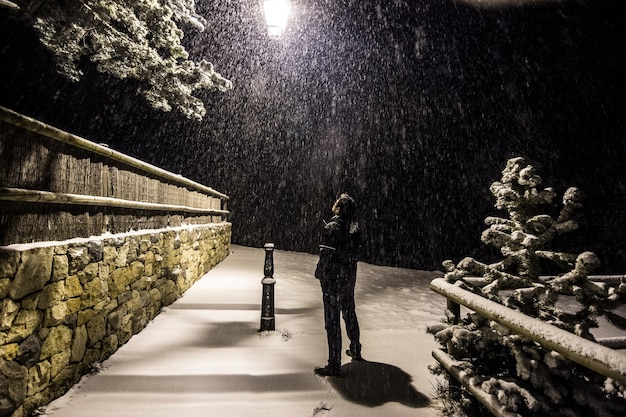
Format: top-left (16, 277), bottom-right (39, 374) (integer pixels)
top-left (42, 245), bottom-right (446, 417)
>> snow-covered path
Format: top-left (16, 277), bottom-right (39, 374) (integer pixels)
top-left (42, 245), bottom-right (446, 417)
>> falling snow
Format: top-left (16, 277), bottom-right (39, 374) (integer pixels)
top-left (1, 1), bottom-right (624, 273)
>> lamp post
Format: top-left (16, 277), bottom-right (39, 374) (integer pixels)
top-left (260, 243), bottom-right (276, 331)
top-left (263, 0), bottom-right (290, 39)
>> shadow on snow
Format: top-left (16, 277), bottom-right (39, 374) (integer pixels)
top-left (329, 360), bottom-right (431, 408)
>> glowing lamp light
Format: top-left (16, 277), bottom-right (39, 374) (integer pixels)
top-left (263, 0), bottom-right (290, 39)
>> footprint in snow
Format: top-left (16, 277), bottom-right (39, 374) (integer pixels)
top-left (311, 401), bottom-right (333, 417)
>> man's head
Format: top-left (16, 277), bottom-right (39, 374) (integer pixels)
top-left (332, 193), bottom-right (357, 218)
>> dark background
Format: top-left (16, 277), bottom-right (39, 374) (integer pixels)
top-left (1, 0), bottom-right (625, 272)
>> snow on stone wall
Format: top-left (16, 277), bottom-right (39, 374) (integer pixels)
top-left (0, 223), bottom-right (231, 417)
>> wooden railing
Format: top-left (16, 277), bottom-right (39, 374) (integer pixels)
top-left (0, 106), bottom-right (229, 245)
top-left (430, 277), bottom-right (626, 417)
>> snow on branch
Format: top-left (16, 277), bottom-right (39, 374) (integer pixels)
top-left (16, 0), bottom-right (232, 120)
top-left (431, 157), bottom-right (626, 417)
top-left (0, 0), bottom-right (19, 10)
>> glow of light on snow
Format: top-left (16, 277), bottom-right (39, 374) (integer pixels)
top-left (263, 0), bottom-right (290, 39)
top-left (40, 246), bottom-right (445, 417)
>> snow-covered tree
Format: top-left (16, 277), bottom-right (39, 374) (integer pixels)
top-left (430, 157), bottom-right (626, 417)
top-left (7, 0), bottom-right (232, 120)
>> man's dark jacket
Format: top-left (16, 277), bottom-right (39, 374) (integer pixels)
top-left (315, 215), bottom-right (362, 295)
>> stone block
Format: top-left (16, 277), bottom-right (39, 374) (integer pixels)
top-left (86, 312), bottom-right (106, 346)
top-left (117, 290), bottom-right (133, 305)
top-left (118, 320), bottom-right (133, 345)
top-left (143, 251), bottom-right (156, 276)
top-left (181, 248), bottom-right (195, 267)
top-left (149, 288), bottom-right (162, 304)
top-left (99, 263), bottom-right (110, 281)
top-left (19, 293), bottom-right (40, 310)
top-left (0, 343), bottom-right (18, 361)
top-left (77, 308), bottom-right (97, 327)
top-left (70, 325), bottom-right (87, 363)
top-left (7, 310), bottom-right (43, 344)
top-left (147, 304), bottom-right (161, 321)
top-left (53, 244), bottom-right (68, 255)
top-left (92, 299), bottom-right (108, 313)
top-left (125, 239), bottom-right (139, 264)
top-left (65, 298), bottom-right (82, 317)
top-left (38, 281), bottom-right (65, 310)
top-left (162, 292), bottom-right (177, 307)
top-left (27, 360), bottom-right (51, 396)
top-left (88, 241), bottom-right (104, 263)
top-left (115, 242), bottom-right (130, 268)
top-left (0, 250), bottom-right (19, 278)
top-left (107, 306), bottom-right (126, 334)
top-left (0, 358), bottom-right (27, 417)
top-left (44, 302), bottom-right (68, 327)
top-left (179, 229), bottom-right (190, 243)
top-left (81, 277), bottom-right (109, 310)
top-left (40, 326), bottom-right (72, 358)
top-left (51, 255), bottom-right (69, 282)
top-left (63, 312), bottom-right (78, 329)
top-left (162, 279), bottom-right (177, 296)
top-left (64, 276), bottom-right (83, 298)
top-left (139, 239), bottom-right (150, 255)
top-left (102, 334), bottom-right (118, 359)
top-left (50, 362), bottom-right (80, 398)
top-left (83, 348), bottom-right (101, 369)
top-left (0, 278), bottom-right (10, 299)
top-left (107, 267), bottom-right (133, 298)
top-left (67, 247), bottom-right (90, 275)
top-left (9, 247), bottom-right (54, 301)
top-left (103, 299), bottom-right (118, 316)
top-left (77, 263), bottom-right (100, 286)
top-left (16, 334), bottom-right (41, 368)
top-left (130, 276), bottom-right (152, 291)
top-left (125, 290), bottom-right (142, 312)
top-left (131, 309), bottom-right (148, 334)
top-left (103, 246), bottom-right (118, 266)
top-left (0, 299), bottom-right (19, 331)
top-left (50, 348), bottom-right (72, 380)
top-left (129, 260), bottom-right (145, 281)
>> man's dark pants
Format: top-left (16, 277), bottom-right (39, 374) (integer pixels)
top-left (322, 289), bottom-right (361, 371)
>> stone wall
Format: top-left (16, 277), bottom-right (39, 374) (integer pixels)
top-left (0, 222), bottom-right (231, 417)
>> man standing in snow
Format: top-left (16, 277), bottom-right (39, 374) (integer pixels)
top-left (314, 193), bottom-right (363, 377)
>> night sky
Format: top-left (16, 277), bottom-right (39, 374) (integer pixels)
top-left (1, 0), bottom-right (625, 272)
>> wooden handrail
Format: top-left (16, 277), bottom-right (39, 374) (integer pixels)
top-left (432, 349), bottom-right (520, 417)
top-left (0, 106), bottom-right (228, 200)
top-left (430, 278), bottom-right (626, 386)
top-left (0, 187), bottom-right (228, 216)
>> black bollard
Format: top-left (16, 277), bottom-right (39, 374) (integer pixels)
top-left (259, 243), bottom-right (276, 331)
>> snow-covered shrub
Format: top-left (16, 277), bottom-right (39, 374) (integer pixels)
top-left (429, 157), bottom-right (626, 417)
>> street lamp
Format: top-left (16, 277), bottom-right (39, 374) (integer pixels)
top-left (263, 0), bottom-right (290, 39)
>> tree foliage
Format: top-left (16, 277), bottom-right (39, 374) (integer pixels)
top-left (12, 0), bottom-right (232, 120)
top-left (430, 157), bottom-right (626, 417)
